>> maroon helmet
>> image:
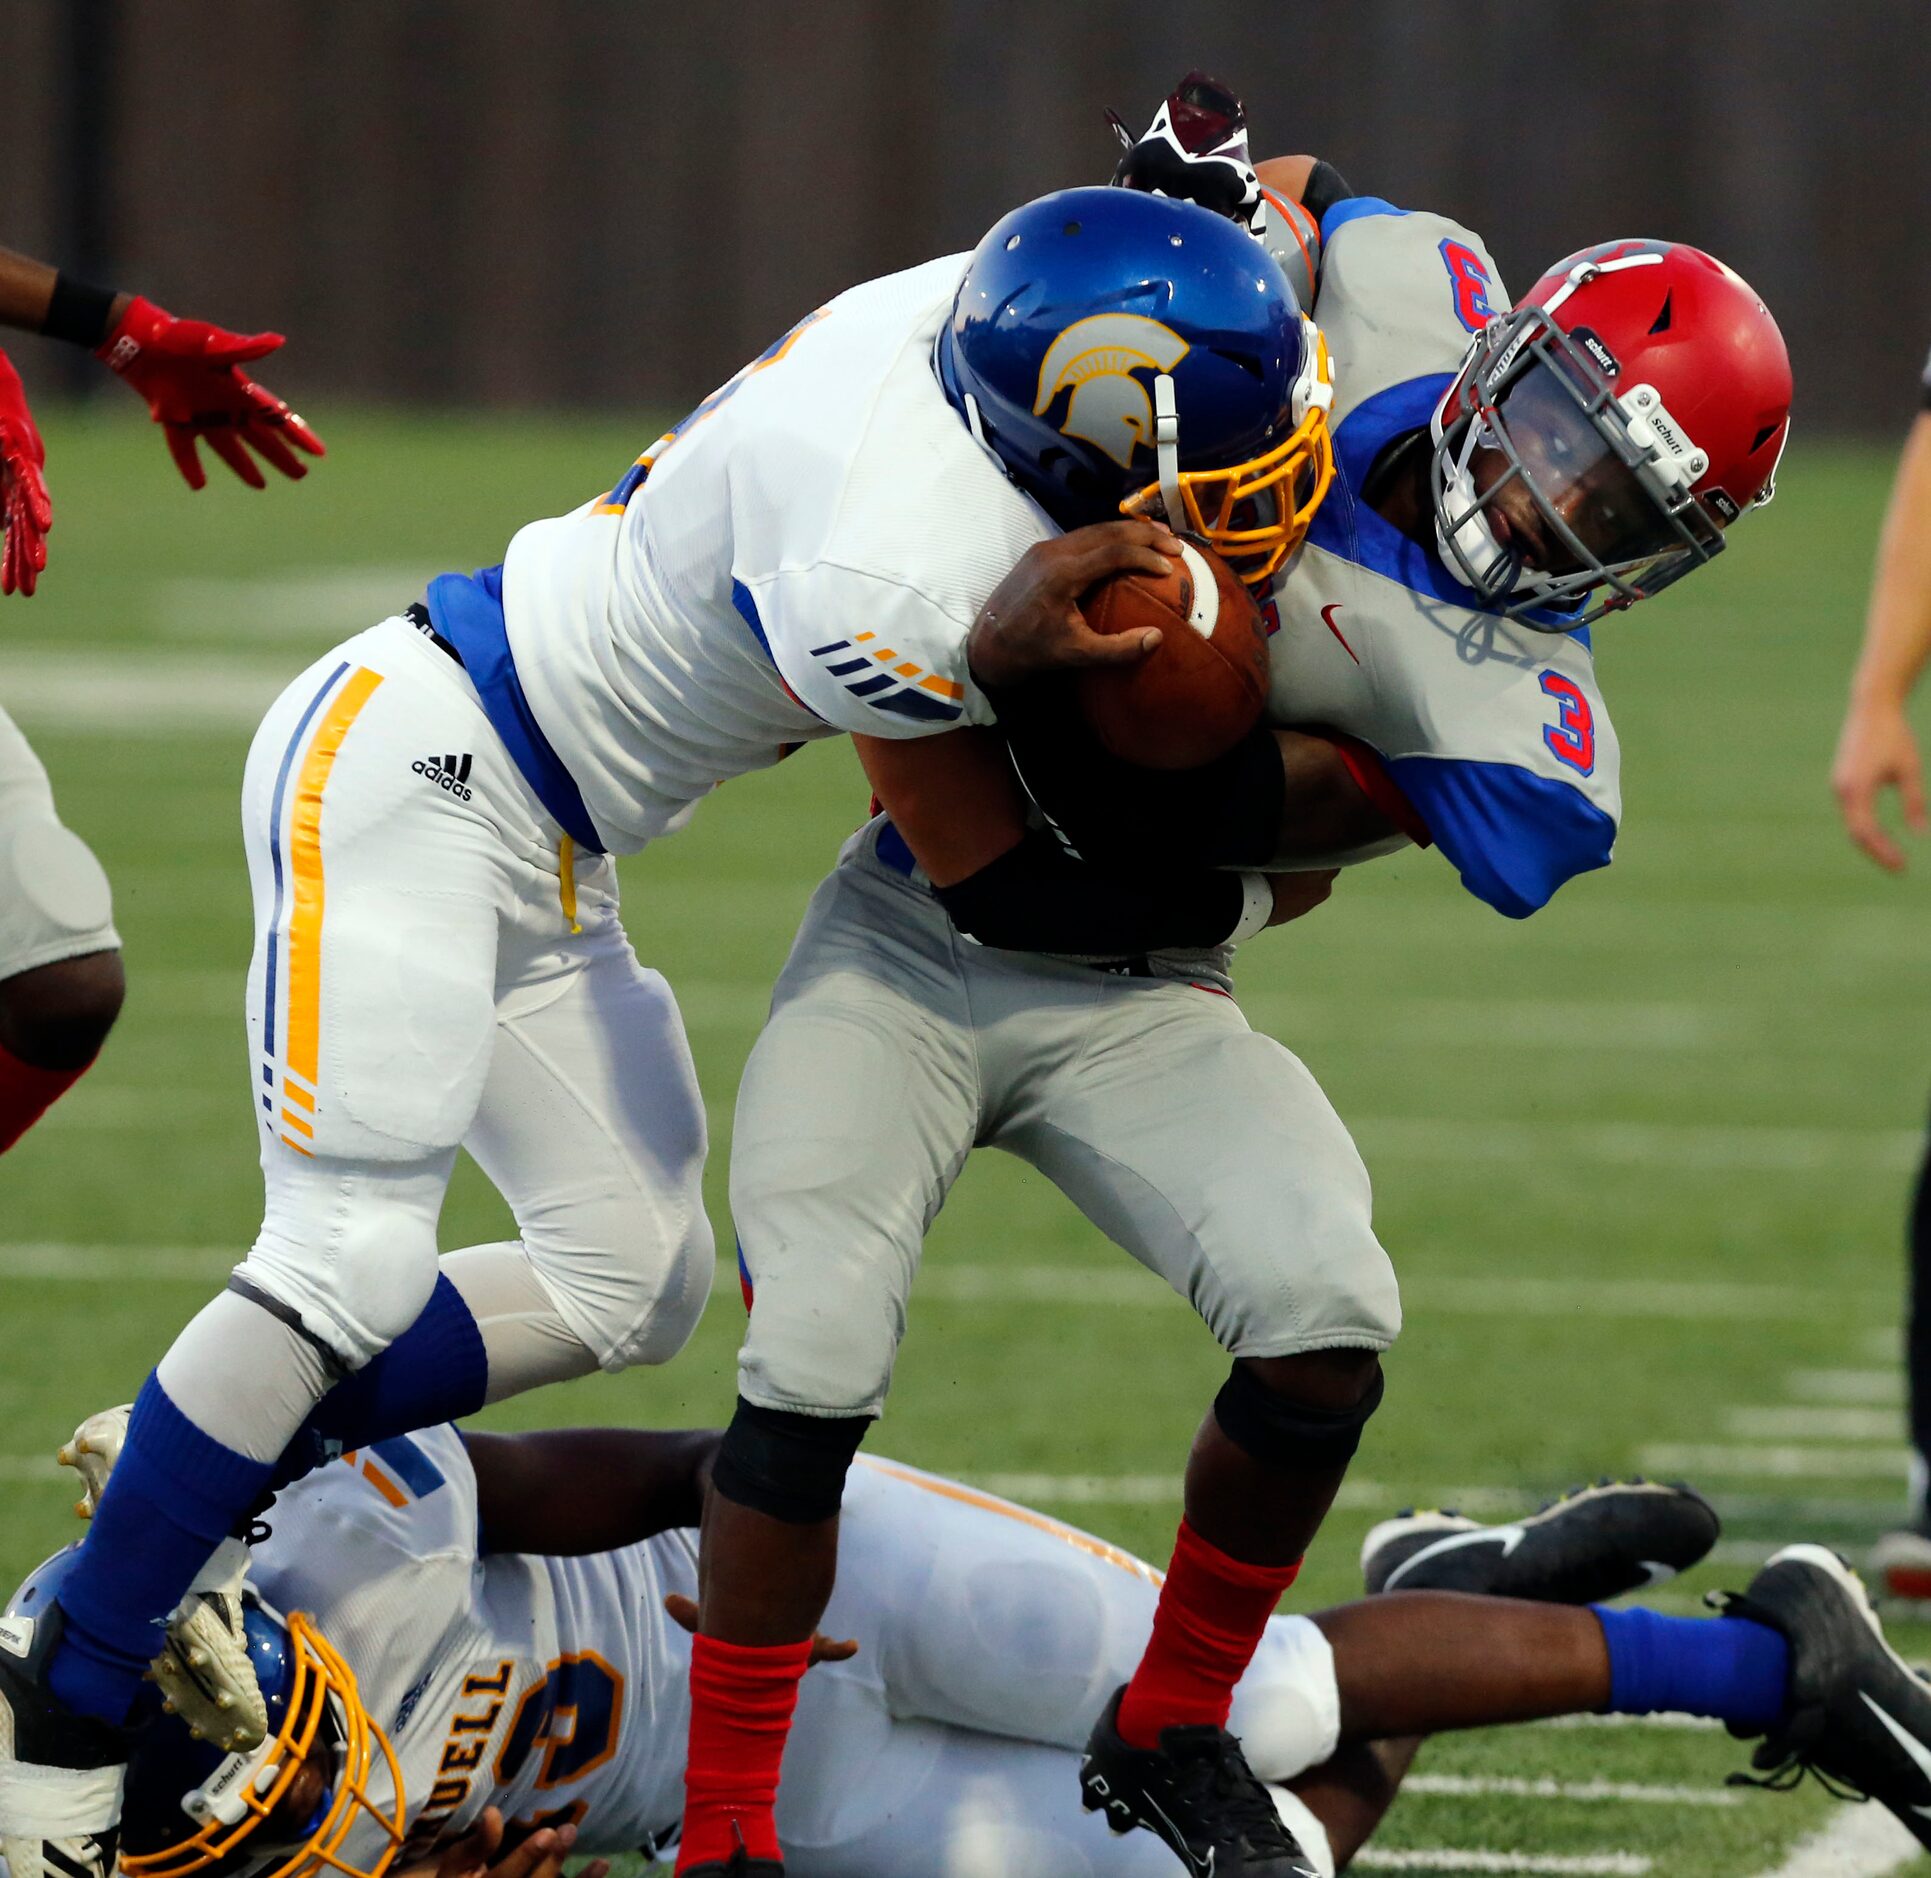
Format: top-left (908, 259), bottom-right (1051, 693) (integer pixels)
top-left (1431, 240), bottom-right (1793, 624)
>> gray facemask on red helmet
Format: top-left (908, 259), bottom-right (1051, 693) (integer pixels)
top-left (1430, 240), bottom-right (1793, 628)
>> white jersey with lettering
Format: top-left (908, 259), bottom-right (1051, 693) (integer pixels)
top-left (247, 1428), bottom-right (1345, 1877)
top-left (465, 255), bottom-right (1046, 854)
top-left (1263, 198), bottom-right (1622, 918)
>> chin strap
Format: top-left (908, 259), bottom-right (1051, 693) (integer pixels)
top-left (1153, 374), bottom-right (1184, 527)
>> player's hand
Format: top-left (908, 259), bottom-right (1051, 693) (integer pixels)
top-left (1265, 868), bottom-right (1337, 926)
top-left (96, 296), bottom-right (326, 491)
top-left (967, 520), bottom-right (1180, 691)
top-left (0, 350), bottom-right (52, 597)
top-left (662, 1591), bottom-right (859, 1666)
top-left (1832, 696), bottom-right (1927, 872)
top-left (402, 1807), bottom-right (609, 1878)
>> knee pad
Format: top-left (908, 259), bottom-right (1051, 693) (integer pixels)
top-left (1214, 1358), bottom-right (1385, 1471)
top-left (711, 1397), bottom-right (872, 1525)
top-left (249, 1161), bottom-right (449, 1366)
top-left (518, 1192), bottom-right (716, 1374)
top-left (0, 818), bottom-right (116, 981)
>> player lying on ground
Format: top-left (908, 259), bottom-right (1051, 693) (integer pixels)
top-left (687, 75), bottom-right (1796, 1878)
top-left (0, 175), bottom-right (1337, 1878)
top-left (22, 1419), bottom-right (1931, 1877)
top-left (0, 242), bottom-right (323, 1154)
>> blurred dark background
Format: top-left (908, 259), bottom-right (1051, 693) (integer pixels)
top-left (3, 0), bottom-right (1927, 429)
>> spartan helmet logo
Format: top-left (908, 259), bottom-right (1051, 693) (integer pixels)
top-left (1033, 314), bottom-right (1193, 469)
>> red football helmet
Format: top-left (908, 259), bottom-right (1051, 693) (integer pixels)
top-left (1430, 240), bottom-right (1793, 625)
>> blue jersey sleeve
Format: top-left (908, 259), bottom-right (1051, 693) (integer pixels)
top-left (1385, 756), bottom-right (1616, 919)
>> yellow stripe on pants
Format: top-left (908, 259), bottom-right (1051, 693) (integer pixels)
top-left (283, 667), bottom-right (384, 1128)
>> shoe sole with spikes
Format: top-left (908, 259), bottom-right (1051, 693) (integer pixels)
top-left (1721, 1543), bottom-right (1931, 1849)
top-left (1361, 1479), bottom-right (1720, 1601)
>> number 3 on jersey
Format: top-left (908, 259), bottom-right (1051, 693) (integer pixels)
top-left (1439, 239), bottom-right (1494, 332)
top-left (1539, 670), bottom-right (1596, 775)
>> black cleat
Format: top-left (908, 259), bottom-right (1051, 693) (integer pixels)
top-left (676, 1860), bottom-right (783, 1878)
top-left (1361, 1479), bottom-right (1721, 1602)
top-left (0, 1597), bottom-right (129, 1878)
top-left (1717, 1544), bottom-right (1931, 1849)
top-left (1080, 1684), bottom-right (1321, 1876)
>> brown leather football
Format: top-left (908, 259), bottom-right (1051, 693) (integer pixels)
top-left (1074, 537), bottom-right (1271, 769)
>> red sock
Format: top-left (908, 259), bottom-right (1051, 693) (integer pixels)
top-left (0, 1039), bottom-right (90, 1154)
top-left (676, 1632), bottom-right (814, 1872)
top-left (1116, 1518), bottom-right (1302, 1749)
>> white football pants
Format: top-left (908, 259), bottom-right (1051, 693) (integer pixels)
top-left (234, 616), bottom-right (713, 1376)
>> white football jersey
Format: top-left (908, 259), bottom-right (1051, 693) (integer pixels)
top-left (1263, 199), bottom-right (1622, 917)
top-left (250, 1427), bottom-right (695, 1864)
top-left (485, 254), bottom-right (1051, 853)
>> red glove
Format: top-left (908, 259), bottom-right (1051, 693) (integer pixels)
top-left (0, 349), bottom-right (53, 597)
top-left (97, 296), bottom-right (326, 491)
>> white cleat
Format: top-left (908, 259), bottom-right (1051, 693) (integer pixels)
top-left (55, 1408), bottom-right (131, 1524)
top-left (54, 1405), bottom-right (266, 1751)
top-left (151, 1541), bottom-right (267, 1753)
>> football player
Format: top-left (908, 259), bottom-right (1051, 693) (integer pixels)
top-left (0, 188), bottom-right (1332, 1878)
top-left (20, 1420), bottom-right (1931, 1878)
top-left (1830, 341), bottom-right (1931, 1595)
top-left (687, 78), bottom-right (1795, 1878)
top-left (0, 244), bottom-right (323, 1154)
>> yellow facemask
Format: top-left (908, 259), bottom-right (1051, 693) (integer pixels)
top-left (120, 1615), bottom-right (406, 1878)
top-left (1122, 327), bottom-right (1336, 589)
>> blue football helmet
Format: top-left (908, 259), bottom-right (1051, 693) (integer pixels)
top-left (937, 184), bottom-right (1333, 585)
top-left (8, 1549), bottom-right (405, 1878)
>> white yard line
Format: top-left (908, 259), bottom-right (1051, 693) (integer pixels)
top-left (915, 1264), bottom-right (1891, 1322)
top-left (1403, 1774), bottom-right (1736, 1808)
top-left (3, 1246), bottom-right (1894, 1333)
top-left (1538, 1712), bottom-right (1723, 1731)
top-left (0, 1457), bottom-right (67, 1483)
top-left (0, 1245), bottom-right (233, 1281)
top-left (1725, 1408), bottom-right (1903, 1442)
top-left (1354, 1119), bottom-right (1920, 1174)
top-left (2, 653), bottom-right (295, 732)
top-left (1786, 1371), bottom-right (1905, 1405)
top-left (1639, 1444), bottom-right (1910, 1480)
top-left (1746, 1801), bottom-right (1922, 1877)
top-left (1355, 1853), bottom-right (1649, 1876)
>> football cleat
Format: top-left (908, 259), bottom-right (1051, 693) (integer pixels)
top-left (57, 1406), bottom-right (131, 1523)
top-left (1717, 1544), bottom-right (1931, 1848)
top-left (56, 1408), bottom-right (267, 1752)
top-left (1361, 1479), bottom-right (1720, 1602)
top-left (1080, 1684), bottom-right (1322, 1876)
top-left (1870, 1528), bottom-right (1931, 1604)
top-left (0, 1595), bottom-right (129, 1878)
top-left (676, 1859), bottom-right (784, 1877)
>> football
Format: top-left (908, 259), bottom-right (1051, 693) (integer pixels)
top-left (1075, 537), bottom-right (1271, 769)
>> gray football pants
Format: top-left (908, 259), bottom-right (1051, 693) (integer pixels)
top-left (731, 820), bottom-right (1401, 1418)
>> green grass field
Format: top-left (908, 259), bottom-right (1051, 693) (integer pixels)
top-left (4, 406), bottom-right (1930, 1876)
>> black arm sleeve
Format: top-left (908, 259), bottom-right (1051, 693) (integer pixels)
top-left (1300, 159), bottom-right (1355, 225)
top-left (933, 829), bottom-right (1244, 955)
top-left (987, 675), bottom-right (1285, 869)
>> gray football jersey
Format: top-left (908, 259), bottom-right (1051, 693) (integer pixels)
top-left (1262, 198), bottom-right (1621, 918)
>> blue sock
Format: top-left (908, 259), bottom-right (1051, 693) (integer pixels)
top-left (1592, 1604), bottom-right (1790, 1730)
top-left (273, 1274), bottom-right (489, 1488)
top-left (51, 1375), bottom-right (275, 1725)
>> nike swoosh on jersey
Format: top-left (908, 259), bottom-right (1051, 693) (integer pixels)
top-left (1319, 603), bottom-right (1360, 663)
top-left (1858, 1690), bottom-right (1931, 1815)
top-left (1382, 1525), bottom-right (1527, 1590)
